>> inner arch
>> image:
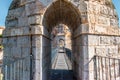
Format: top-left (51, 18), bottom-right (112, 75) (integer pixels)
top-left (42, 0), bottom-right (81, 31)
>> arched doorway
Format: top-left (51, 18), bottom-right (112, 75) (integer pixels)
top-left (59, 39), bottom-right (65, 47)
top-left (50, 24), bottom-right (72, 80)
top-left (41, 0), bottom-right (82, 80)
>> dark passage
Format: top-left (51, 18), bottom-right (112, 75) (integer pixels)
top-left (51, 70), bottom-right (73, 80)
top-left (51, 48), bottom-right (74, 80)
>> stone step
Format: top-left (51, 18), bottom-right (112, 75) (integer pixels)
top-left (51, 52), bottom-right (73, 80)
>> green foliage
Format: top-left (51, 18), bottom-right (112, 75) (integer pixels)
top-left (0, 45), bottom-right (3, 49)
top-left (0, 34), bottom-right (2, 38)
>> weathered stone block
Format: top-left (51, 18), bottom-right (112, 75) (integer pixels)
top-left (32, 47), bottom-right (41, 60)
top-left (18, 17), bottom-right (28, 27)
top-left (82, 35), bottom-right (88, 46)
top-left (21, 47), bottom-right (30, 57)
top-left (2, 28), bottom-right (11, 36)
top-left (74, 35), bottom-right (88, 46)
top-left (17, 36), bottom-right (31, 47)
top-left (88, 35), bottom-right (99, 46)
top-left (2, 38), bottom-right (8, 46)
top-left (108, 46), bottom-right (118, 54)
top-left (28, 15), bottom-right (41, 25)
top-left (31, 25), bottom-right (42, 34)
top-left (7, 6), bottom-right (25, 19)
top-left (81, 15), bottom-right (88, 23)
top-left (11, 28), bottom-right (24, 36)
top-left (95, 46), bottom-right (107, 55)
top-left (25, 1), bottom-right (44, 16)
top-left (81, 24), bottom-right (89, 33)
top-left (33, 60), bottom-right (41, 80)
top-left (6, 19), bottom-right (18, 27)
top-left (11, 47), bottom-right (22, 58)
top-left (23, 27), bottom-right (30, 35)
top-left (79, 46), bottom-right (89, 64)
top-left (20, 0), bottom-right (27, 6)
top-left (88, 46), bottom-right (95, 59)
top-left (107, 26), bottom-right (119, 35)
top-left (32, 36), bottom-right (41, 47)
top-left (88, 24), bottom-right (94, 33)
top-left (94, 25), bottom-right (107, 34)
top-left (115, 37), bottom-right (120, 44)
top-left (22, 58), bottom-right (30, 80)
top-left (110, 19), bottom-right (116, 26)
top-left (10, 37), bottom-right (17, 47)
top-left (3, 47), bottom-right (11, 57)
top-left (5, 37), bottom-right (16, 48)
top-left (78, 1), bottom-right (87, 12)
top-left (99, 36), bottom-right (110, 45)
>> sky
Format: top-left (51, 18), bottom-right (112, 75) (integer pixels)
top-left (0, 0), bottom-right (11, 26)
top-left (0, 0), bottom-right (120, 27)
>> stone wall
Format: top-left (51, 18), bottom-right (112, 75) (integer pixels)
top-left (2, 0), bottom-right (120, 80)
top-left (87, 1), bottom-right (119, 34)
top-left (86, 1), bottom-right (120, 80)
top-left (2, 36), bottom-right (31, 80)
top-left (88, 35), bottom-right (120, 58)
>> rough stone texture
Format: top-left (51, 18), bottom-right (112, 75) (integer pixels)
top-left (2, 0), bottom-right (120, 80)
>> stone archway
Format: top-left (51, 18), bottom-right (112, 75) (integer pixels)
top-left (41, 0), bottom-right (84, 80)
top-left (2, 0), bottom-right (89, 80)
top-left (3, 0), bottom-right (120, 80)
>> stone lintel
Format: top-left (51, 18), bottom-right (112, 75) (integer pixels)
top-left (3, 26), bottom-right (50, 39)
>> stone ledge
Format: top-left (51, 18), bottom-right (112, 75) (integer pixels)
top-left (73, 32), bottom-right (120, 40)
top-left (3, 27), bottom-right (30, 37)
top-left (3, 26), bottom-right (50, 39)
top-left (74, 24), bottom-right (120, 39)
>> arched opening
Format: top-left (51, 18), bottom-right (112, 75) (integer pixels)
top-left (51, 24), bottom-right (72, 80)
top-left (59, 39), bottom-right (65, 48)
top-left (42, 0), bottom-right (81, 31)
top-left (42, 0), bottom-right (81, 80)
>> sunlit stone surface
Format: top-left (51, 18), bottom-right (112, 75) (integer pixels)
top-left (2, 0), bottom-right (120, 80)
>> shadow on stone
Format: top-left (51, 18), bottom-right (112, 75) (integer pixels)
top-left (50, 69), bottom-right (76, 80)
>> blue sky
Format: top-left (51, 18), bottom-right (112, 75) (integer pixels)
top-left (113, 0), bottom-right (120, 26)
top-left (0, 0), bottom-right (120, 26)
top-left (0, 0), bottom-right (11, 26)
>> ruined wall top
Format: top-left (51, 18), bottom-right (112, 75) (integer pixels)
top-left (3, 0), bottom-right (120, 37)
top-left (8, 0), bottom-right (115, 9)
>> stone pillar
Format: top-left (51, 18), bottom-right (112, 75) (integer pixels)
top-left (30, 24), bottom-right (51, 80)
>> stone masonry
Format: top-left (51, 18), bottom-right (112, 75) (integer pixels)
top-left (2, 0), bottom-right (120, 80)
